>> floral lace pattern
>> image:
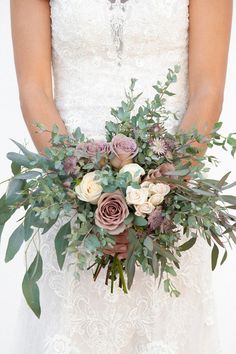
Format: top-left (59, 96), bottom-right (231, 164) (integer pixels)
top-left (12, 1), bottom-right (222, 353)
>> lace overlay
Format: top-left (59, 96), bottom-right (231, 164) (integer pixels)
top-left (13, 1), bottom-right (222, 353)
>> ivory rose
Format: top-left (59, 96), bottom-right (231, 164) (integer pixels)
top-left (149, 194), bottom-right (164, 206)
top-left (75, 171), bottom-right (102, 204)
top-left (95, 191), bottom-right (129, 235)
top-left (119, 163), bottom-right (145, 183)
top-left (126, 186), bottom-right (149, 205)
top-left (135, 202), bottom-right (155, 217)
top-left (149, 183), bottom-right (171, 196)
top-left (110, 134), bottom-right (138, 169)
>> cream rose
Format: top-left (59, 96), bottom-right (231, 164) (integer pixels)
top-left (141, 181), bottom-right (155, 196)
top-left (126, 186), bottom-right (148, 205)
top-left (149, 194), bottom-right (164, 206)
top-left (119, 163), bottom-right (145, 183)
top-left (135, 202), bottom-right (155, 217)
top-left (149, 183), bottom-right (170, 196)
top-left (75, 171), bottom-right (103, 204)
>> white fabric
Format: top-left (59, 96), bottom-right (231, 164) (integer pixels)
top-left (13, 1), bottom-right (222, 353)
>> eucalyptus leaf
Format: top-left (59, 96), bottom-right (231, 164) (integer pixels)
top-left (221, 195), bottom-right (236, 205)
top-left (7, 152), bottom-right (32, 168)
top-left (124, 213), bottom-right (134, 225)
top-left (5, 223), bottom-right (25, 262)
top-left (143, 236), bottom-right (153, 252)
top-left (6, 178), bottom-right (25, 205)
top-left (165, 169), bottom-right (190, 177)
top-left (211, 244), bottom-right (219, 271)
top-left (55, 221), bottom-right (71, 270)
top-left (0, 224), bottom-right (4, 244)
top-left (14, 171), bottom-right (42, 180)
top-left (191, 188), bottom-right (215, 197)
top-left (152, 253), bottom-right (159, 279)
top-left (11, 161), bottom-right (21, 176)
top-left (217, 172), bottom-right (231, 189)
top-left (134, 215), bottom-right (148, 227)
top-left (178, 237), bottom-right (197, 252)
top-left (126, 254), bottom-right (136, 290)
top-left (22, 252), bottom-right (43, 318)
top-left (220, 250), bottom-right (228, 266)
top-left (84, 235), bottom-right (100, 252)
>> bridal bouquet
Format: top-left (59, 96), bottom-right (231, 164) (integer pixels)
top-left (1, 66), bottom-right (236, 317)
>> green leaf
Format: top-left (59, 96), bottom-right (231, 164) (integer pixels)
top-left (124, 213), bottom-right (134, 225)
top-left (0, 224), bottom-right (4, 244)
top-left (178, 237), bottom-right (197, 252)
top-left (152, 253), bottom-right (159, 279)
top-left (6, 178), bottom-right (25, 205)
top-left (84, 235), bottom-right (100, 252)
top-left (165, 169), bottom-right (190, 177)
top-left (7, 152), bottom-right (32, 168)
top-left (0, 194), bottom-right (15, 224)
top-left (187, 216), bottom-right (197, 227)
top-left (217, 172), bottom-right (231, 189)
top-left (126, 254), bottom-right (136, 290)
top-left (221, 195), bottom-right (236, 205)
top-left (14, 171), bottom-right (41, 180)
top-left (134, 215), bottom-right (148, 227)
top-left (143, 236), bottom-right (153, 251)
top-left (155, 245), bottom-right (179, 263)
top-left (191, 188), bottom-right (215, 197)
top-left (10, 140), bottom-right (39, 161)
top-left (165, 264), bottom-right (177, 276)
top-left (220, 250), bottom-right (228, 266)
top-left (211, 244), bottom-right (219, 271)
top-left (227, 136), bottom-right (236, 148)
top-left (42, 216), bottom-right (59, 235)
top-left (164, 279), bottom-right (170, 293)
top-left (5, 223), bottom-right (25, 262)
top-left (54, 221), bottom-right (71, 270)
top-left (11, 161), bottom-right (21, 176)
top-left (22, 252), bottom-right (42, 318)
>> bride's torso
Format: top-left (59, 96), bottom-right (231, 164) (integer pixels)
top-left (49, 0), bottom-right (189, 138)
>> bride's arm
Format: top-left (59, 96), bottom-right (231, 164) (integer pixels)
top-left (179, 0), bottom-right (233, 155)
top-left (10, 0), bottom-right (67, 154)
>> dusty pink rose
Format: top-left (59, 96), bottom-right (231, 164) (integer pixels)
top-left (76, 141), bottom-right (110, 157)
top-left (158, 162), bottom-right (176, 176)
top-left (103, 229), bottom-right (129, 260)
top-left (95, 191), bottom-right (129, 235)
top-left (146, 163), bottom-right (176, 182)
top-left (110, 134), bottom-right (138, 169)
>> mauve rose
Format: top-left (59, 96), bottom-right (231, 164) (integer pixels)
top-left (110, 134), bottom-right (138, 169)
top-left (158, 162), bottom-right (176, 176)
top-left (103, 229), bottom-right (129, 260)
top-left (76, 141), bottom-right (110, 157)
top-left (147, 168), bottom-right (162, 181)
top-left (146, 163), bottom-right (176, 182)
top-left (63, 156), bottom-right (78, 175)
top-left (95, 191), bottom-right (129, 235)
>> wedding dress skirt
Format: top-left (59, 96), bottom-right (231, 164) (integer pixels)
top-left (13, 1), bottom-right (222, 353)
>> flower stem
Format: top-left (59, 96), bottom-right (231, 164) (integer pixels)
top-left (114, 255), bottom-right (128, 294)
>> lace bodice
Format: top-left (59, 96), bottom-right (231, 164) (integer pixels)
top-left (50, 0), bottom-right (189, 138)
top-left (12, 2), bottom-right (222, 354)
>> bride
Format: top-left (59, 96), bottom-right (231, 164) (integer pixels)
top-left (10, 0), bottom-right (232, 353)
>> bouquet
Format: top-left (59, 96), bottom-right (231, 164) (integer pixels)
top-left (1, 66), bottom-right (236, 318)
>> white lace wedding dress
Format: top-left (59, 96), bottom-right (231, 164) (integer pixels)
top-left (13, 1), bottom-right (222, 353)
